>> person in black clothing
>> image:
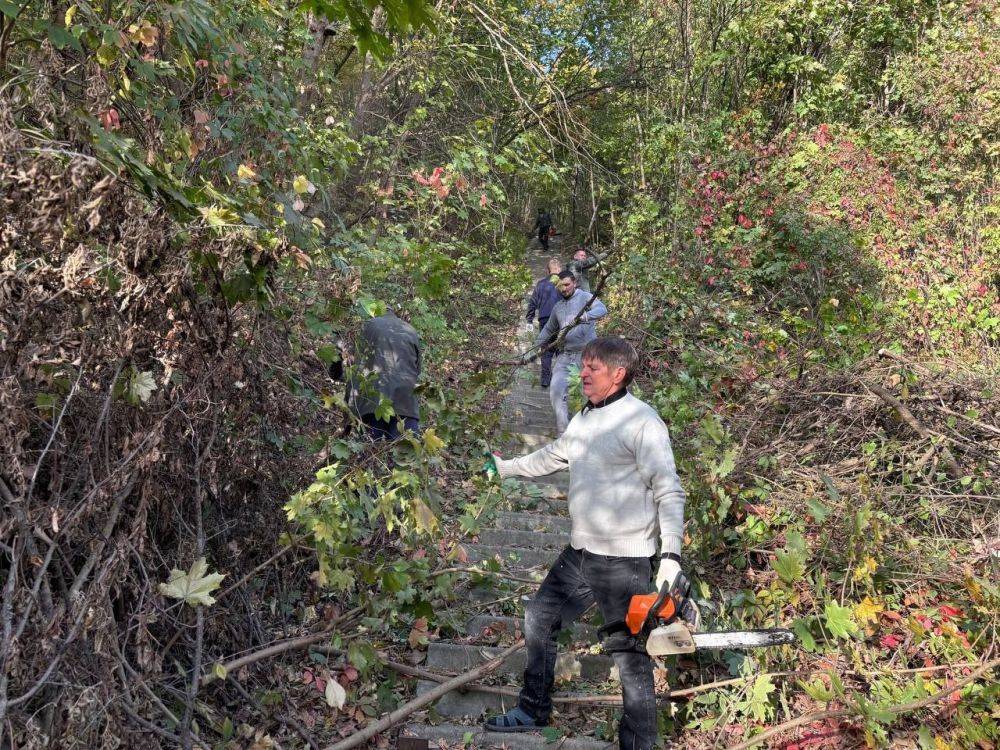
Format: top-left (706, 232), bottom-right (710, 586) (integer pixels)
top-left (531, 209), bottom-right (553, 251)
top-left (329, 308), bottom-right (422, 440)
top-left (526, 257), bottom-right (563, 388)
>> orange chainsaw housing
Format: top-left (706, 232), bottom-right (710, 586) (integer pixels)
top-left (625, 592), bottom-right (678, 635)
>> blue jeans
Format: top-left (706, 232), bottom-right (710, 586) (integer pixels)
top-left (549, 351), bottom-right (581, 433)
top-left (538, 317), bottom-right (554, 387)
top-left (361, 413), bottom-right (420, 441)
top-left (518, 546), bottom-right (658, 750)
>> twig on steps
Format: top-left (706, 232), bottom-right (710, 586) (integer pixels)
top-left (722, 657), bottom-right (999, 750)
top-left (323, 639), bottom-right (526, 750)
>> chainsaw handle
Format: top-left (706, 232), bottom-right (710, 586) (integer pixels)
top-left (642, 578), bottom-right (674, 632)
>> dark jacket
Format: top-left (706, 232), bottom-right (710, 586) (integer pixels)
top-left (527, 276), bottom-right (560, 323)
top-left (568, 250), bottom-right (607, 293)
top-left (350, 311), bottom-right (422, 419)
top-left (533, 212), bottom-right (552, 236)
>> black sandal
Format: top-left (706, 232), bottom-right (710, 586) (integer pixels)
top-left (483, 707), bottom-right (544, 733)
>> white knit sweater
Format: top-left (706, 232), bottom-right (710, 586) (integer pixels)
top-left (497, 392), bottom-right (686, 557)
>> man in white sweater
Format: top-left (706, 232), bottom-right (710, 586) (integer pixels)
top-left (484, 337), bottom-right (686, 750)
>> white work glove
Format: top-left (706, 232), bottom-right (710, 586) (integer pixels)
top-left (654, 557), bottom-right (682, 593)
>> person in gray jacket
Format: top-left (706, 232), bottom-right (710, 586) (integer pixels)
top-left (529, 270), bottom-right (608, 432)
top-left (350, 308), bottom-right (422, 440)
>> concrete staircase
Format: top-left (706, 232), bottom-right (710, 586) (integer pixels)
top-left (400, 243), bottom-right (616, 748)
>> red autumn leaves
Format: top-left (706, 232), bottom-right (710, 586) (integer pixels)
top-left (410, 166), bottom-right (487, 207)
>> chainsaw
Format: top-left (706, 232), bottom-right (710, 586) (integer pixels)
top-left (597, 572), bottom-right (796, 656)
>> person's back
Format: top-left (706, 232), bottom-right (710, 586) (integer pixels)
top-left (353, 310), bottom-right (421, 426)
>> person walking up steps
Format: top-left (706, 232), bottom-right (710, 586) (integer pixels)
top-left (484, 337), bottom-right (687, 750)
top-left (526, 257), bottom-right (563, 388)
top-left (526, 270), bottom-right (607, 432)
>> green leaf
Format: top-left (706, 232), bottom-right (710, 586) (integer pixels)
top-left (806, 496), bottom-right (830, 523)
top-left (347, 640), bottom-right (378, 674)
top-left (823, 601), bottom-right (858, 639)
top-left (799, 676), bottom-right (835, 702)
top-left (46, 21), bottom-right (81, 51)
top-left (158, 557), bottom-right (226, 607)
top-left (458, 513), bottom-right (480, 535)
top-left (772, 548), bottom-right (806, 584)
top-left (127, 370), bottom-right (157, 404)
top-left (0, 1), bottom-right (24, 20)
top-left (819, 472), bottom-right (841, 502)
top-left (792, 618), bottom-right (817, 651)
top-left (540, 727), bottom-right (563, 743)
top-left (96, 44), bottom-right (118, 66)
top-left (916, 725), bottom-right (935, 750)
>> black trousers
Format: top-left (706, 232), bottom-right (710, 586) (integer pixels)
top-left (538, 230), bottom-right (550, 251)
top-left (361, 413), bottom-right (419, 440)
top-left (518, 546), bottom-right (658, 750)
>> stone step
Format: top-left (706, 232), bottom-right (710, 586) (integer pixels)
top-left (520, 472), bottom-right (568, 489)
top-left (426, 643), bottom-right (614, 682)
top-left (465, 614), bottom-right (596, 643)
top-left (506, 432), bottom-right (556, 451)
top-left (465, 544), bottom-right (559, 570)
top-left (477, 528), bottom-right (568, 549)
top-left (401, 722), bottom-right (614, 749)
top-left (495, 512), bottom-right (572, 533)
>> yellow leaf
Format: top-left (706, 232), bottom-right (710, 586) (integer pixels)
top-left (200, 205), bottom-right (240, 228)
top-left (422, 427), bottom-right (446, 455)
top-left (411, 498), bottom-right (438, 535)
top-left (852, 555), bottom-right (877, 582)
top-left (854, 596), bottom-right (883, 628)
top-left (130, 21), bottom-right (159, 48)
top-left (158, 557), bottom-right (226, 607)
top-left (64, 5), bottom-right (78, 26)
top-left (237, 163), bottom-right (257, 180)
top-left (292, 175), bottom-right (313, 194)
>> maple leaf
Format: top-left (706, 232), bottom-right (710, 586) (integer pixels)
top-left (854, 596), bottom-right (884, 631)
top-left (421, 428), bottom-right (445, 455)
top-left (159, 557), bottom-right (225, 607)
top-left (824, 601), bottom-right (858, 639)
top-left (127, 370), bottom-right (157, 404)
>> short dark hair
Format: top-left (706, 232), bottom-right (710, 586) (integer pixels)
top-left (581, 337), bottom-right (640, 385)
top-left (557, 269), bottom-right (575, 280)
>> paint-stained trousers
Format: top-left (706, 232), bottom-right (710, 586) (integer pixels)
top-left (549, 350), bottom-right (581, 433)
top-left (518, 546), bottom-right (658, 750)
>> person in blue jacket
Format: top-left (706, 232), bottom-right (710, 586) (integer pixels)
top-left (526, 257), bottom-right (563, 387)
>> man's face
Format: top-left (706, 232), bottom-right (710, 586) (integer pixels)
top-left (557, 276), bottom-right (576, 298)
top-left (574, 250), bottom-right (587, 261)
top-left (581, 357), bottom-right (625, 402)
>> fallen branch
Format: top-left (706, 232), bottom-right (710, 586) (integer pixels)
top-left (324, 638), bottom-right (526, 750)
top-left (201, 604), bottom-right (365, 685)
top-left (375, 658), bottom-right (817, 705)
top-left (864, 382), bottom-right (963, 479)
top-left (723, 657), bottom-right (1000, 750)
